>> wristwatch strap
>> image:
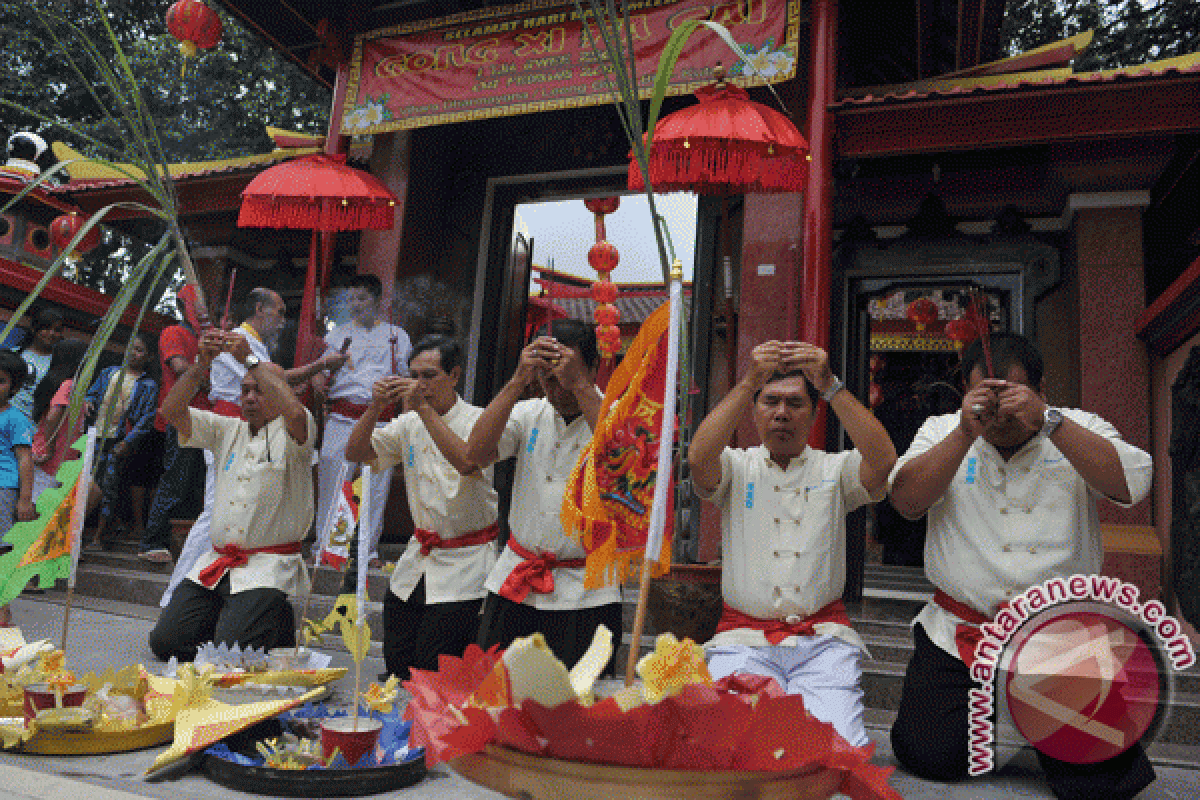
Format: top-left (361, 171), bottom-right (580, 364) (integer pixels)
top-left (821, 377), bottom-right (845, 403)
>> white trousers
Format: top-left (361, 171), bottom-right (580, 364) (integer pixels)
top-left (316, 414), bottom-right (393, 558)
top-left (160, 450), bottom-right (215, 608)
top-left (706, 636), bottom-right (870, 747)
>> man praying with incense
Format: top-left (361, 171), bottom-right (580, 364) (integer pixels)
top-left (888, 332), bottom-right (1154, 798)
top-left (148, 329), bottom-right (316, 661)
top-left (688, 340), bottom-right (896, 748)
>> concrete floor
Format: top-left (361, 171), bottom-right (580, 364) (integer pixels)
top-left (0, 594), bottom-right (1195, 799)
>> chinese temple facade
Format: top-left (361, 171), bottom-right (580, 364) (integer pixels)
top-left (189, 0), bottom-right (1200, 647)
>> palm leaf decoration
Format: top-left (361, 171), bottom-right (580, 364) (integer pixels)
top-left (0, 1), bottom-right (206, 468)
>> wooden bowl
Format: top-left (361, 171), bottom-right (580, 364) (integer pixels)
top-left (452, 744), bottom-right (844, 800)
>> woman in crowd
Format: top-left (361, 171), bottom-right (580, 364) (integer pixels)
top-left (86, 333), bottom-right (160, 548)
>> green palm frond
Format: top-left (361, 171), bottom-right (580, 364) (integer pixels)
top-left (0, 0), bottom-right (203, 488)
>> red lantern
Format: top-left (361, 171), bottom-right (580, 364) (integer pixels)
top-left (594, 304), bottom-right (620, 326)
top-left (592, 279), bottom-right (618, 305)
top-left (584, 197), bottom-right (620, 217)
top-left (588, 241), bottom-right (620, 274)
top-left (906, 297), bottom-right (938, 332)
top-left (166, 0), bottom-right (222, 74)
top-left (945, 317), bottom-right (976, 349)
top-left (50, 213), bottom-right (101, 263)
top-left (868, 381), bottom-right (883, 409)
top-left (869, 353), bottom-right (885, 375)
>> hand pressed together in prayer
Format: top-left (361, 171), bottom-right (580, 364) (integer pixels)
top-left (515, 336), bottom-right (564, 388)
top-left (371, 376), bottom-right (408, 411)
top-left (745, 340), bottom-right (835, 393)
top-left (961, 378), bottom-right (1046, 440)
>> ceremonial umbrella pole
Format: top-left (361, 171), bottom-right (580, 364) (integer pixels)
top-left (61, 427), bottom-right (97, 652)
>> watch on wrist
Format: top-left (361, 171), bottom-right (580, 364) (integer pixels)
top-left (1041, 407), bottom-right (1063, 437)
top-left (244, 354), bottom-right (261, 370)
top-left (820, 377), bottom-right (845, 403)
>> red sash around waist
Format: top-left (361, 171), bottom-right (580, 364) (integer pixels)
top-left (413, 522), bottom-right (499, 556)
top-left (211, 399), bottom-right (244, 419)
top-left (196, 541), bottom-right (304, 588)
top-left (934, 589), bottom-right (1002, 668)
top-left (329, 399), bottom-right (372, 419)
top-left (716, 599), bottom-right (852, 645)
top-left (498, 537), bottom-right (587, 604)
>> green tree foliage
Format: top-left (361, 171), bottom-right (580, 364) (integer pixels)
top-left (0, 0), bottom-right (330, 163)
top-left (1001, 0), bottom-right (1200, 71)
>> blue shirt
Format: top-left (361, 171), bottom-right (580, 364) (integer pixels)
top-left (0, 406), bottom-right (34, 490)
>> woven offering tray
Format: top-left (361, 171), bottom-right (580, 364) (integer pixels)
top-left (203, 749), bottom-right (426, 798)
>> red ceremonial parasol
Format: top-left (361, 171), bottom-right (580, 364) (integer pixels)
top-left (238, 153), bottom-right (397, 362)
top-left (627, 66), bottom-right (809, 195)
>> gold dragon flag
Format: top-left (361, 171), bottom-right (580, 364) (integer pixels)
top-left (561, 302), bottom-right (674, 588)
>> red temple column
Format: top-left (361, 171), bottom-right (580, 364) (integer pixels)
top-left (800, 0), bottom-right (837, 445)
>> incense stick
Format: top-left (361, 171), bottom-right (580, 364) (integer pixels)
top-left (220, 267), bottom-right (238, 331)
top-left (971, 291), bottom-right (995, 377)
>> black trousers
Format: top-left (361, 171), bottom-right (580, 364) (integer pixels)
top-left (481, 592), bottom-right (623, 676)
top-left (382, 578), bottom-right (483, 680)
top-left (142, 425), bottom-right (205, 551)
top-left (891, 624), bottom-right (1155, 800)
top-left (148, 574), bottom-right (295, 662)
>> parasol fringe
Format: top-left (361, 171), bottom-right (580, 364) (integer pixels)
top-left (238, 197), bottom-right (394, 231)
top-left (629, 142), bottom-right (808, 193)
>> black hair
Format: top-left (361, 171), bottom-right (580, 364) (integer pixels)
top-left (128, 331), bottom-right (161, 383)
top-left (0, 350), bottom-right (28, 394)
top-left (19, 307), bottom-right (64, 353)
top-left (959, 332), bottom-right (1043, 389)
top-left (31, 338), bottom-right (88, 423)
top-left (238, 287), bottom-right (274, 325)
top-left (408, 334), bottom-right (463, 373)
top-left (533, 318), bottom-right (599, 371)
top-left (348, 274), bottom-right (383, 300)
top-left (754, 369), bottom-right (820, 407)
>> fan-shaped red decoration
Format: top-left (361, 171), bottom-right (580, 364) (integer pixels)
top-left (49, 212), bottom-right (101, 263)
top-left (628, 77), bottom-right (809, 195)
top-left (166, 0), bottom-right (222, 60)
top-left (906, 297), bottom-right (938, 331)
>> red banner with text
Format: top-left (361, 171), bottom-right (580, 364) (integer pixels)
top-left (341, 0), bottom-right (799, 134)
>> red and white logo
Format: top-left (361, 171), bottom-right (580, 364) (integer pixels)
top-left (1002, 609), bottom-right (1163, 764)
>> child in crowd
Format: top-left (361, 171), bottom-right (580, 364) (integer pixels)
top-left (0, 350), bottom-right (37, 627)
top-left (12, 308), bottom-right (65, 420)
top-left (31, 338), bottom-right (89, 499)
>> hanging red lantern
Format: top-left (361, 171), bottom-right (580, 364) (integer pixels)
top-left (868, 381), bottom-right (883, 409)
top-left (585, 199), bottom-right (622, 360)
top-left (945, 317), bottom-right (976, 349)
top-left (166, 0), bottom-right (222, 76)
top-left (49, 212), bottom-right (101, 263)
top-left (588, 241), bottom-right (620, 274)
top-left (594, 304), bottom-right (620, 326)
top-left (906, 296), bottom-right (938, 332)
top-left (592, 279), bottom-right (618, 305)
top-left (869, 353), bottom-right (885, 375)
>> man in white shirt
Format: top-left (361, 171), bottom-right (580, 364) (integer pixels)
top-left (888, 332), bottom-right (1154, 798)
top-left (688, 340), bottom-right (896, 747)
top-left (149, 329), bottom-right (316, 661)
top-left (160, 288), bottom-right (345, 608)
top-left (345, 335), bottom-right (497, 679)
top-left (466, 320), bottom-right (620, 671)
top-left (314, 275), bottom-right (411, 567)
